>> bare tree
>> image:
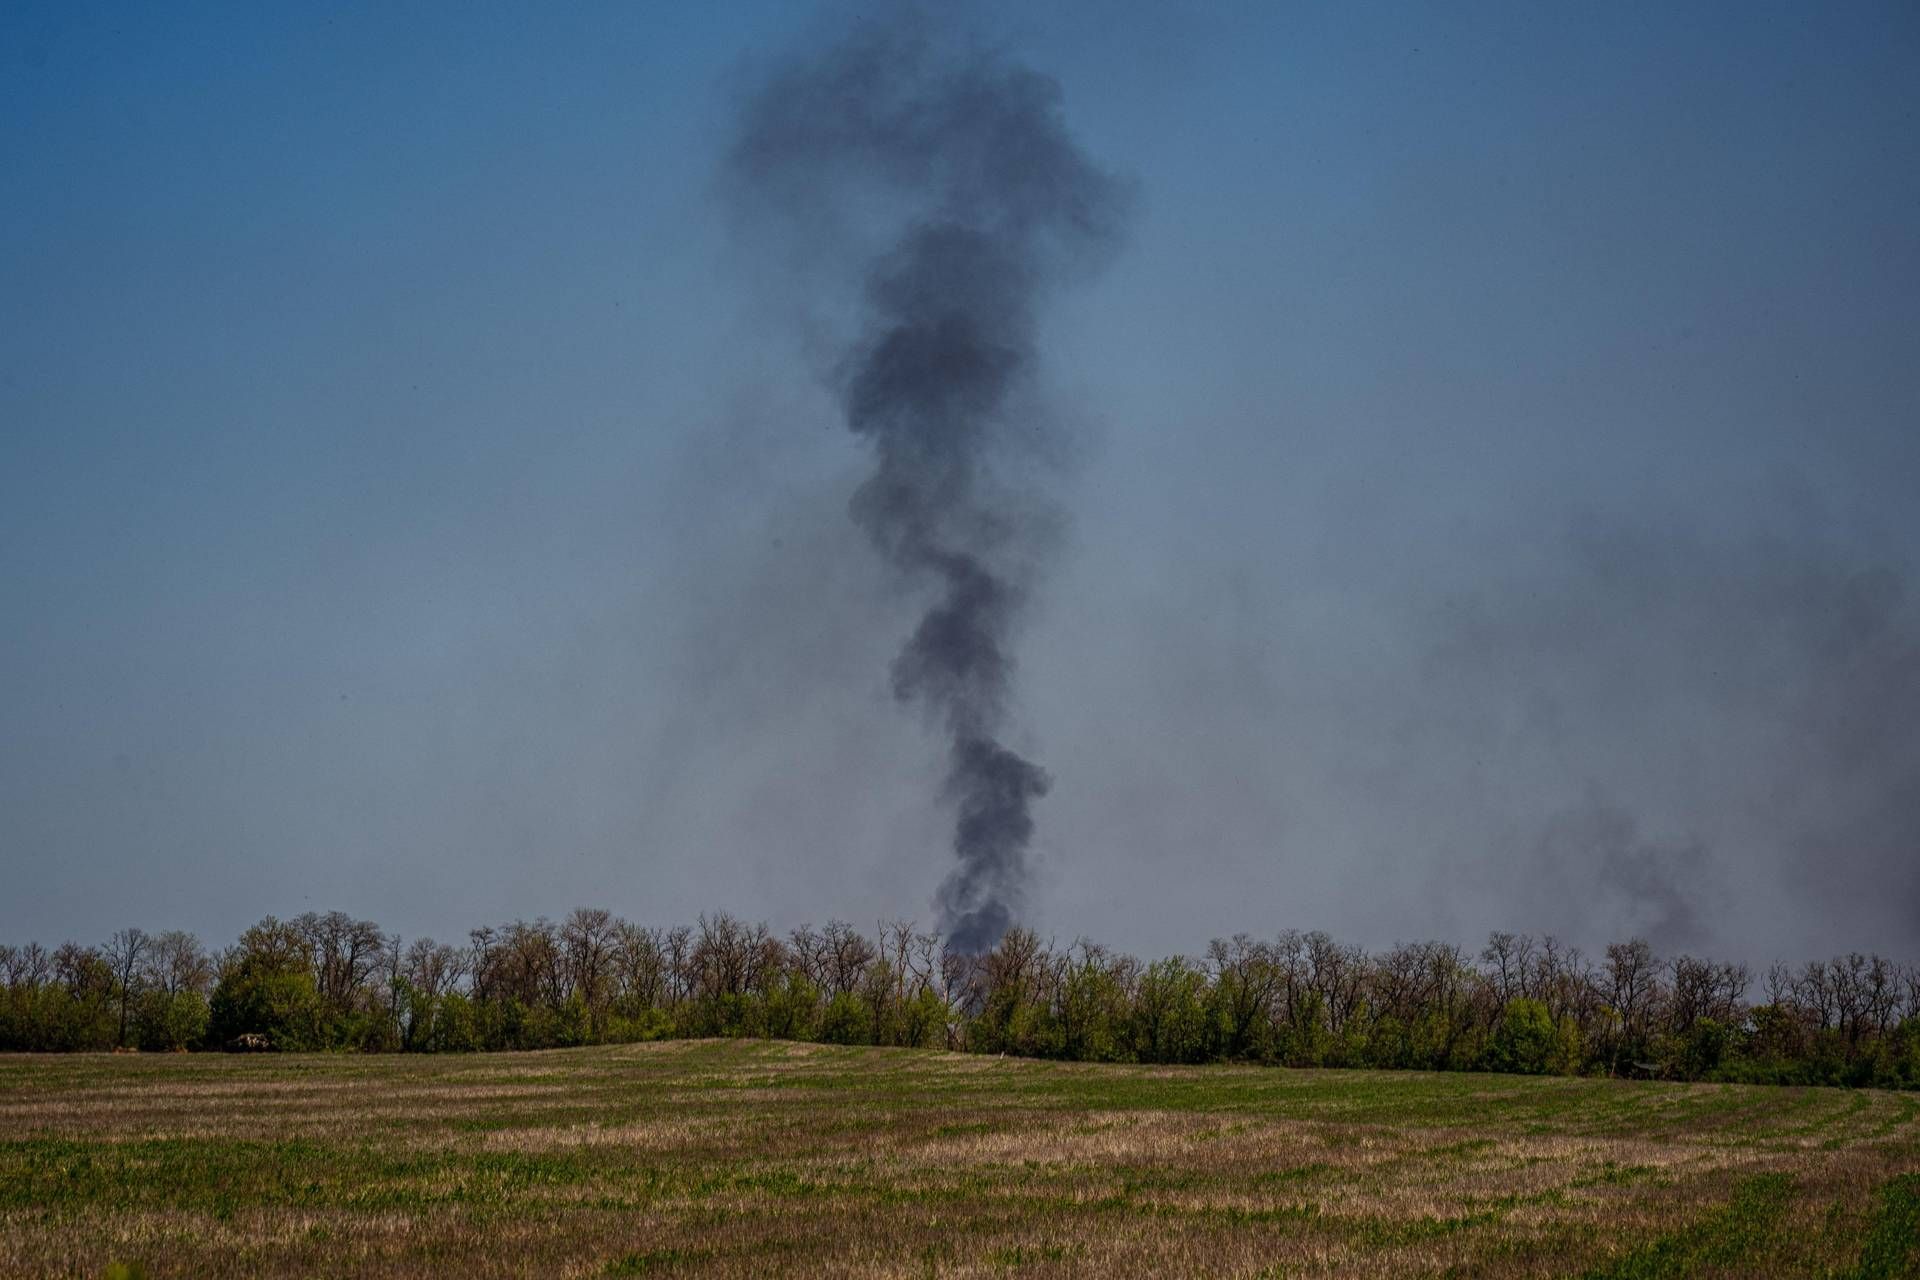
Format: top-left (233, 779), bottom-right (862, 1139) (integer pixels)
top-left (1, 941), bottom-right (51, 992)
top-left (821, 920), bottom-right (876, 999)
top-left (486, 919), bottom-right (563, 1007)
top-left (102, 928), bottom-right (150, 1048)
top-left (54, 942), bottom-right (113, 1007)
top-left (404, 937), bottom-right (467, 1000)
top-left (294, 912), bottom-right (386, 1014)
top-left (787, 924), bottom-right (829, 991)
top-left (1667, 955), bottom-right (1716, 1034)
top-left (1864, 955), bottom-right (1899, 1037)
top-left (661, 926), bottom-right (695, 1006)
top-left (611, 923), bottom-right (666, 1012)
top-left (1832, 954), bottom-right (1871, 1046)
top-left (1305, 931), bottom-right (1366, 1036)
top-left (1795, 960), bottom-right (1837, 1032)
top-left (1604, 939), bottom-right (1660, 1073)
top-left (562, 908), bottom-right (620, 1030)
top-left (1530, 935), bottom-right (1577, 1018)
top-left (1480, 931), bottom-right (1537, 1006)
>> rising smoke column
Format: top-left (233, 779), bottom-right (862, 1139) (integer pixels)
top-left (729, 18), bottom-right (1128, 951)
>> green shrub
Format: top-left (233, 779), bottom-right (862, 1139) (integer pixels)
top-left (1487, 999), bottom-right (1557, 1075)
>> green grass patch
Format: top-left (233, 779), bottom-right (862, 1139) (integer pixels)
top-left (604, 1247), bottom-right (711, 1275)
top-left (1845, 1173), bottom-right (1920, 1280)
top-left (0, 1043), bottom-right (1908, 1277)
top-left (1579, 1173), bottom-right (1797, 1279)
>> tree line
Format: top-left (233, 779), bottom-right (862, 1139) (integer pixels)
top-left (3, 911), bottom-right (1917, 1087)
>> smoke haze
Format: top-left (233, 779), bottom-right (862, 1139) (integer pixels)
top-left (2, 3), bottom-right (1915, 966)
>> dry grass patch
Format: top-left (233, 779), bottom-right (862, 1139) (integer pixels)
top-left (0, 1042), bottom-right (1913, 1278)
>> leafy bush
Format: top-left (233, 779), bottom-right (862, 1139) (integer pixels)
top-left (1486, 999), bottom-right (1558, 1075)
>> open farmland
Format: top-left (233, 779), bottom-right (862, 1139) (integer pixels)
top-left (2, 1041), bottom-right (1916, 1279)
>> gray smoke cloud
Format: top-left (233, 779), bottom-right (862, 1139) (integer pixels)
top-left (1529, 791), bottom-right (1713, 954)
top-left (1409, 508), bottom-right (1920, 956)
top-left (726, 16), bottom-right (1129, 950)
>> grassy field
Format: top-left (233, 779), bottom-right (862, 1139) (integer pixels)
top-left (1, 1041), bottom-right (1916, 1278)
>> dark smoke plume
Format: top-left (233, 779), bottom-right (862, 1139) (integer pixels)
top-left (727, 17), bottom-right (1128, 950)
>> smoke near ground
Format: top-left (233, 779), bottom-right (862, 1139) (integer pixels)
top-left (1423, 515), bottom-right (1920, 956)
top-left (725, 15), bottom-right (1129, 951)
top-left (1033, 491), bottom-right (1920, 963)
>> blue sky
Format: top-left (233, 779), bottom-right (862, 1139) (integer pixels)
top-left (4, 2), bottom-right (1917, 961)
